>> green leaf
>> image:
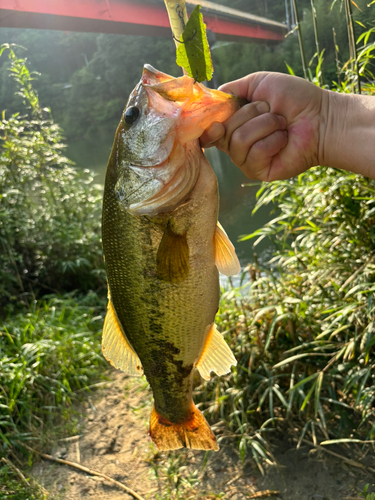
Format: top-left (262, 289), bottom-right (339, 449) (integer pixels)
top-left (314, 372), bottom-right (324, 416)
top-left (289, 372), bottom-right (319, 392)
top-left (355, 20), bottom-right (366, 28)
top-left (320, 438), bottom-right (375, 445)
top-left (176, 6), bottom-right (213, 82)
top-left (284, 62), bottom-right (295, 75)
top-left (264, 311), bottom-right (278, 352)
top-left (300, 381), bottom-right (316, 411)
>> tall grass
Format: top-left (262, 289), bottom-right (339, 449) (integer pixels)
top-left (0, 45), bottom-right (107, 493)
top-left (196, 169), bottom-right (375, 468)
top-left (196, 5), bottom-right (375, 472)
top-left (0, 293), bottom-right (105, 452)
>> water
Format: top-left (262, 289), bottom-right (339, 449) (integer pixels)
top-left (67, 137), bottom-right (273, 268)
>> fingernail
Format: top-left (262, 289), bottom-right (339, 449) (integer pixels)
top-left (256, 101), bottom-right (270, 113)
top-left (277, 114), bottom-right (287, 129)
top-left (218, 85), bottom-right (233, 95)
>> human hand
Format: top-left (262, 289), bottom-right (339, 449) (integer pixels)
top-left (200, 72), bottom-right (324, 181)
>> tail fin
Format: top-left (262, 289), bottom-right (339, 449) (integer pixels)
top-left (149, 403), bottom-right (219, 451)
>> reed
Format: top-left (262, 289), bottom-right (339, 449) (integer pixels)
top-left (196, 11), bottom-right (375, 470)
top-left (310, 0), bottom-right (324, 86)
top-left (292, 0), bottom-right (308, 80)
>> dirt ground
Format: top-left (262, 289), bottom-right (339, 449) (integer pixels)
top-left (33, 371), bottom-right (375, 500)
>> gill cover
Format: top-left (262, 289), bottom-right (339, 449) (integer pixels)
top-left (116, 64), bottom-right (242, 216)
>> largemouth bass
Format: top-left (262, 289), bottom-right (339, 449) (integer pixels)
top-left (102, 65), bottom-right (242, 451)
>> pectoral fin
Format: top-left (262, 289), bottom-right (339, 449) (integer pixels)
top-left (196, 323), bottom-right (237, 380)
top-left (102, 297), bottom-right (143, 376)
top-left (157, 223), bottom-right (189, 283)
top-left (214, 221), bottom-right (241, 276)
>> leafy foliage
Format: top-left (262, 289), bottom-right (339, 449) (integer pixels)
top-left (205, 168), bottom-right (374, 452)
top-left (0, 47), bottom-right (108, 491)
top-left (196, 20), bottom-right (375, 472)
top-left (0, 44), bottom-right (105, 311)
top-left (0, 292), bottom-right (105, 452)
top-left (0, 462), bottom-right (47, 500)
top-left (176, 6), bottom-right (213, 82)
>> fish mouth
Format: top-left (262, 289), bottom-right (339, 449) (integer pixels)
top-left (128, 141), bottom-right (201, 216)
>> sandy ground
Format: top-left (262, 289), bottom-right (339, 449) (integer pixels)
top-left (33, 371), bottom-right (375, 500)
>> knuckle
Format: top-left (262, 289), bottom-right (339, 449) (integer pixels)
top-left (230, 127), bottom-right (248, 148)
top-left (267, 113), bottom-right (281, 129)
top-left (215, 135), bottom-right (230, 154)
top-left (242, 159), bottom-right (269, 181)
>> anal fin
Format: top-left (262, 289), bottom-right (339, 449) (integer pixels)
top-left (157, 222), bottom-right (189, 283)
top-left (149, 402), bottom-right (219, 451)
top-left (102, 297), bottom-right (143, 376)
top-left (214, 221), bottom-right (241, 276)
top-left (196, 323), bottom-right (237, 380)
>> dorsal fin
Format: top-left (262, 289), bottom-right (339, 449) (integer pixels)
top-left (102, 296), bottom-right (143, 376)
top-left (195, 323), bottom-right (237, 380)
top-left (214, 221), bottom-right (241, 277)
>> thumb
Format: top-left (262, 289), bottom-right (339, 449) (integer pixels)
top-left (219, 73), bottom-right (266, 102)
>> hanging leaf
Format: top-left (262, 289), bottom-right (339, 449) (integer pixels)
top-left (176, 6), bottom-right (213, 82)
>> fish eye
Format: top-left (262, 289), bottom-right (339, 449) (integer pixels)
top-left (124, 106), bottom-right (140, 126)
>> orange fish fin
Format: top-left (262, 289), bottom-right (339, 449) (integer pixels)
top-left (196, 323), bottom-right (237, 381)
top-left (157, 223), bottom-right (189, 284)
top-left (214, 221), bottom-right (241, 276)
top-left (149, 403), bottom-right (219, 451)
top-left (102, 298), bottom-right (143, 376)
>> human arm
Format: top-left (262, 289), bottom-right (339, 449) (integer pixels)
top-left (319, 91), bottom-right (375, 179)
top-left (200, 72), bottom-right (375, 181)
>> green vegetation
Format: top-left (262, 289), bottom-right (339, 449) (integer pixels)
top-left (361, 484), bottom-right (375, 500)
top-left (148, 447), bottom-right (225, 500)
top-left (0, 45), bottom-right (107, 493)
top-left (176, 6), bottom-right (214, 82)
top-left (0, 45), bottom-right (105, 312)
top-left (0, 293), bottom-right (105, 451)
top-left (1, 0), bottom-right (375, 495)
top-left (194, 5), bottom-right (375, 475)
top-left (196, 167), bottom-right (375, 469)
top-left (0, 462), bottom-right (48, 500)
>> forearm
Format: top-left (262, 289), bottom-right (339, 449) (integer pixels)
top-left (319, 91), bottom-right (375, 179)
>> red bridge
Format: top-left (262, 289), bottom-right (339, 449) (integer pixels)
top-left (0, 0), bottom-right (287, 44)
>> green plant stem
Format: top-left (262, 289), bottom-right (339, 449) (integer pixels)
top-left (332, 27), bottom-right (341, 86)
top-left (310, 0), bottom-right (324, 86)
top-left (344, 0), bottom-right (361, 94)
top-left (292, 0), bottom-right (308, 80)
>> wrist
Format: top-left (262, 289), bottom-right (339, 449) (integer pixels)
top-left (319, 90), bottom-right (375, 178)
top-left (318, 90), bottom-right (346, 170)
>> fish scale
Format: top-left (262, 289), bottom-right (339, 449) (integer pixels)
top-left (101, 64), bottom-right (242, 450)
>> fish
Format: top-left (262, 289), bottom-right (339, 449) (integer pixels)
top-left (101, 64), bottom-right (243, 451)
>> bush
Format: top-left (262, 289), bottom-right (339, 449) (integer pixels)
top-left (196, 168), bottom-right (375, 469)
top-left (196, 20), bottom-right (375, 470)
top-left (0, 44), bottom-right (105, 312)
top-left (0, 292), bottom-right (105, 453)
